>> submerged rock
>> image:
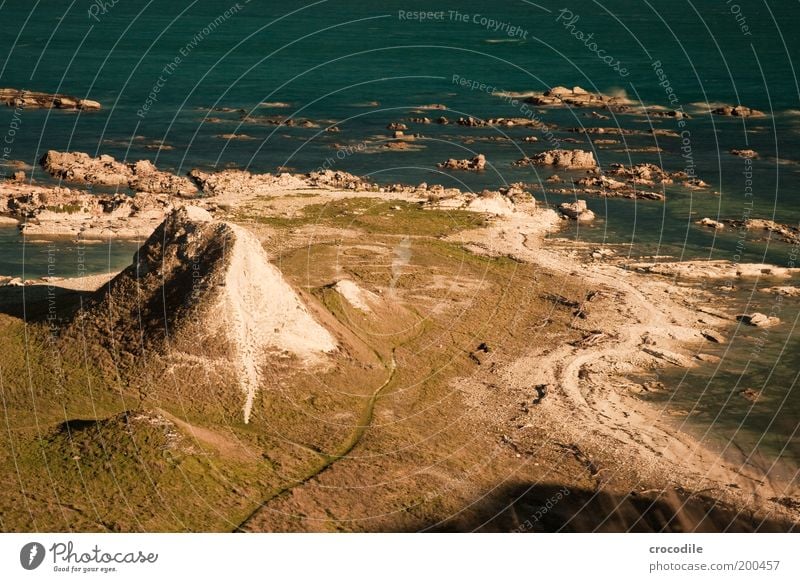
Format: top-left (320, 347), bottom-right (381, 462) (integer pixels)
top-left (730, 149), bottom-right (759, 158)
top-left (712, 105), bottom-right (764, 117)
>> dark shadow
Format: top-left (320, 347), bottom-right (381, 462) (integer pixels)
top-left (55, 418), bottom-right (102, 434)
top-left (0, 284), bottom-right (90, 321)
top-left (423, 483), bottom-right (797, 533)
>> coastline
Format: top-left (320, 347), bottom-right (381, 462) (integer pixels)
top-left (1, 160), bottom-right (797, 529)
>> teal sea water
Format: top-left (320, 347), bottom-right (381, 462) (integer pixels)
top-left (0, 1), bottom-right (798, 465)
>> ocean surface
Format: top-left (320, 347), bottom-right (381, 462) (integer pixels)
top-left (0, 0), bottom-right (798, 465)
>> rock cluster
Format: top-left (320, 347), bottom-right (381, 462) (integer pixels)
top-left (604, 163), bottom-right (706, 191)
top-left (0, 88), bottom-right (101, 110)
top-left (514, 149), bottom-right (597, 169)
top-left (41, 151), bottom-right (197, 196)
top-left (525, 86), bottom-right (632, 109)
top-left (437, 154), bottom-right (486, 171)
top-left (712, 105), bottom-right (764, 117)
top-left (696, 217), bottom-right (800, 246)
top-left (0, 181), bottom-right (184, 239)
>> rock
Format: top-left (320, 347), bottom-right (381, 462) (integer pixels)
top-left (514, 149), bottom-right (597, 169)
top-left (642, 381), bottom-right (667, 392)
top-left (435, 116), bottom-right (449, 125)
top-left (558, 200), bottom-right (595, 222)
top-left (387, 122), bottom-right (408, 131)
top-left (730, 149), bottom-right (759, 159)
top-left (591, 248), bottom-right (615, 260)
top-left (651, 109), bottom-right (690, 120)
top-left (737, 312), bottom-right (780, 328)
top-left (40, 150), bottom-right (197, 196)
top-left (712, 105), bottom-right (764, 117)
top-left (701, 329), bottom-right (726, 344)
top-left (10, 171), bottom-right (25, 182)
top-left (457, 116), bottom-right (483, 127)
top-left (698, 217), bottom-right (725, 229)
top-left (642, 347), bottom-right (693, 367)
top-left (522, 136), bottom-right (538, 142)
top-left (437, 154), bottom-right (486, 171)
top-left (547, 174), bottom-right (562, 183)
top-left (7, 277), bottom-right (24, 287)
top-left (684, 178), bottom-right (710, 189)
top-left (524, 86), bottom-right (633, 109)
top-left (695, 353), bottom-right (721, 363)
top-left (575, 175), bottom-right (627, 191)
top-left (740, 388), bottom-right (761, 402)
top-left (0, 88), bottom-right (101, 111)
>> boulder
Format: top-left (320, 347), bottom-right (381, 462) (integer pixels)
top-left (737, 312), bottom-right (780, 327)
top-left (698, 217), bottom-right (724, 229)
top-left (558, 200), bottom-right (595, 222)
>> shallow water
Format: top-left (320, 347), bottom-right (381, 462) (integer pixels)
top-left (0, 226), bottom-right (140, 280)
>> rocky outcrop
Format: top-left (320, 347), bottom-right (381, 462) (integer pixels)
top-left (524, 86), bottom-right (633, 109)
top-left (437, 154), bottom-right (486, 171)
top-left (600, 163), bottom-right (708, 192)
top-left (695, 218), bottom-right (800, 246)
top-left (712, 105), bottom-right (764, 117)
top-left (188, 168), bottom-right (373, 198)
top-left (424, 188), bottom-right (518, 216)
top-left (730, 149), bottom-right (759, 158)
top-left (305, 170), bottom-right (375, 191)
top-left (73, 207), bottom-right (336, 423)
top-left (0, 181), bottom-right (188, 239)
top-left (697, 217), bottom-right (725, 229)
top-left (41, 151), bottom-right (197, 196)
top-left (0, 88), bottom-right (101, 110)
top-left (514, 149), bottom-right (597, 169)
top-left (239, 114), bottom-right (320, 127)
top-left (558, 200), bottom-right (595, 222)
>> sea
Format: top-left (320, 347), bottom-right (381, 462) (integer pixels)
top-left (0, 0), bottom-right (798, 467)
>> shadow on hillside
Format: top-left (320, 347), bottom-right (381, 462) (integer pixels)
top-left (421, 483), bottom-right (797, 533)
top-left (0, 284), bottom-right (88, 321)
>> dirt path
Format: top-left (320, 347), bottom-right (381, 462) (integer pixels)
top-left (451, 210), bottom-right (797, 514)
top-left (234, 349), bottom-right (399, 531)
